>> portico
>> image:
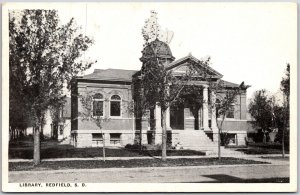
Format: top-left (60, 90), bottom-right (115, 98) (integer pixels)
top-left (152, 84), bottom-right (218, 133)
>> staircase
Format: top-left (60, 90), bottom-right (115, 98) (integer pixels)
top-left (176, 130), bottom-right (217, 153)
top-left (176, 130), bottom-right (245, 156)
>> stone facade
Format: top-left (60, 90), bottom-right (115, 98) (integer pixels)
top-left (71, 77), bottom-right (137, 148)
top-left (71, 40), bottom-right (255, 148)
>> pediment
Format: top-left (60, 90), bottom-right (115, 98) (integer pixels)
top-left (166, 55), bottom-right (223, 79)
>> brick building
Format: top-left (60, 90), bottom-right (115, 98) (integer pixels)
top-left (71, 39), bottom-right (255, 149)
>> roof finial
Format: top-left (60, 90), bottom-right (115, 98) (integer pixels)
top-left (188, 52), bottom-right (192, 57)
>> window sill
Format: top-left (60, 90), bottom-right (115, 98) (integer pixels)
top-left (109, 116), bottom-right (122, 119)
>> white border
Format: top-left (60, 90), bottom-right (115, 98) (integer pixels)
top-left (2, 2), bottom-right (297, 192)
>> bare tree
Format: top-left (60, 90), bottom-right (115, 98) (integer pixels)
top-left (79, 92), bottom-right (110, 161)
top-left (208, 79), bottom-right (245, 160)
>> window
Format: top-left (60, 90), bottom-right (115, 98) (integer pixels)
top-left (93, 93), bottom-right (104, 117)
top-left (224, 133), bottom-right (237, 146)
top-left (226, 104), bottom-right (235, 118)
top-left (92, 133), bottom-right (103, 146)
top-left (110, 95), bottom-right (121, 117)
top-left (110, 133), bottom-right (121, 145)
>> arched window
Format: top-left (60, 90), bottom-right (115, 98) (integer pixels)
top-left (226, 104), bottom-right (235, 119)
top-left (110, 95), bottom-right (121, 117)
top-left (93, 93), bottom-right (104, 117)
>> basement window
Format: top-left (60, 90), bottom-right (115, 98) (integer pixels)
top-left (92, 133), bottom-right (103, 146)
top-left (110, 133), bottom-right (121, 145)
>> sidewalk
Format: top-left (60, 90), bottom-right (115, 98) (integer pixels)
top-left (8, 154), bottom-right (289, 183)
top-left (9, 162), bottom-right (289, 183)
top-left (9, 153), bottom-right (289, 165)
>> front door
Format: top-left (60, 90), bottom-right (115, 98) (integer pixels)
top-left (170, 105), bottom-right (184, 130)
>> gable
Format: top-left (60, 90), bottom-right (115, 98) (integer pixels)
top-left (166, 55), bottom-right (223, 79)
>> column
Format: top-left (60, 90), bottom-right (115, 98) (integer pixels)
top-left (198, 108), bottom-right (202, 129)
top-left (202, 86), bottom-right (209, 130)
top-left (146, 109), bottom-right (151, 130)
top-left (155, 103), bottom-right (162, 130)
top-left (155, 102), bottom-right (162, 144)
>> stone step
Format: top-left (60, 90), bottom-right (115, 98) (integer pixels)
top-left (174, 130), bottom-right (216, 152)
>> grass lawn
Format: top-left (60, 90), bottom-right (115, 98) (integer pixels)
top-left (9, 157), bottom-right (268, 171)
top-left (9, 140), bottom-right (206, 159)
top-left (233, 143), bottom-right (289, 155)
top-left (234, 147), bottom-right (289, 155)
top-left (260, 156), bottom-right (289, 161)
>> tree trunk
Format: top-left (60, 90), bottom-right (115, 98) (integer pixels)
top-left (282, 105), bottom-right (286, 158)
top-left (102, 132), bottom-right (106, 161)
top-left (282, 125), bottom-right (285, 158)
top-left (218, 127), bottom-right (221, 160)
top-left (194, 110), bottom-right (199, 130)
top-left (217, 115), bottom-right (226, 161)
top-left (16, 129), bottom-right (19, 139)
top-left (161, 110), bottom-right (167, 161)
top-left (9, 127), bottom-right (13, 141)
top-left (263, 131), bottom-right (267, 144)
top-left (11, 128), bottom-right (14, 140)
top-left (50, 124), bottom-right (53, 139)
top-left (282, 95), bottom-right (289, 158)
top-left (139, 121), bottom-right (143, 152)
top-left (33, 126), bottom-right (41, 165)
top-left (40, 125), bottom-right (44, 141)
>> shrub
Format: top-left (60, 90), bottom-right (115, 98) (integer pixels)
top-left (124, 143), bottom-right (147, 150)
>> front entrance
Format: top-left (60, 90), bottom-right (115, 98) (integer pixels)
top-left (170, 105), bottom-right (184, 130)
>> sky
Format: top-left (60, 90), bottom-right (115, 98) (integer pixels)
top-left (52, 3), bottom-right (296, 100)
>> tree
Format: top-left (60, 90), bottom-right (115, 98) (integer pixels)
top-left (139, 11), bottom-right (213, 161)
top-left (131, 78), bottom-right (152, 151)
top-left (205, 74), bottom-right (245, 160)
top-left (280, 63), bottom-right (290, 157)
top-left (140, 55), bottom-right (207, 161)
top-left (140, 11), bottom-right (245, 161)
top-left (9, 10), bottom-right (95, 165)
top-left (281, 64), bottom-right (290, 99)
top-left (79, 92), bottom-right (109, 161)
top-left (248, 90), bottom-right (273, 143)
top-left (9, 12), bottom-right (32, 141)
top-left (49, 98), bottom-right (68, 140)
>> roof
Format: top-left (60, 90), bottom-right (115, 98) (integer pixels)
top-left (82, 69), bottom-right (138, 82)
top-left (220, 80), bottom-right (250, 89)
top-left (220, 80), bottom-right (240, 88)
top-left (166, 54), bottom-right (223, 78)
top-left (140, 39), bottom-right (175, 63)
